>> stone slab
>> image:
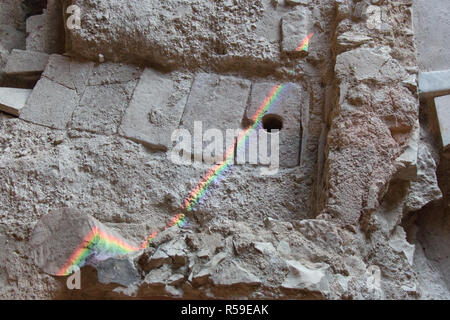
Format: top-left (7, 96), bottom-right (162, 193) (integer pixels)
top-left (418, 69), bottom-right (450, 99)
top-left (435, 94), bottom-right (450, 151)
top-left (71, 81), bottom-right (137, 135)
top-left (88, 62), bottom-right (142, 85)
top-left (241, 82), bottom-right (302, 168)
top-left (42, 54), bottom-right (94, 94)
top-left (281, 7), bottom-right (311, 54)
top-left (180, 73), bottom-right (251, 161)
top-left (4, 49), bottom-right (49, 76)
top-left (20, 77), bottom-right (79, 129)
top-left (119, 69), bottom-right (192, 150)
top-left (0, 87), bottom-right (32, 116)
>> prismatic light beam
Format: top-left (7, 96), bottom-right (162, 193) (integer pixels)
top-left (55, 33), bottom-right (313, 276)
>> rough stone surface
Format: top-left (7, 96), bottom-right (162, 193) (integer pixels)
top-left (119, 69), bottom-right (192, 150)
top-left (2, 0), bottom-right (450, 301)
top-left (180, 73), bottom-right (251, 161)
top-left (0, 87), bottom-right (32, 116)
top-left (42, 54), bottom-right (94, 94)
top-left (20, 77), bottom-right (79, 129)
top-left (26, 13), bottom-right (47, 53)
top-left (71, 81), bottom-right (137, 135)
top-left (281, 7), bottom-right (311, 54)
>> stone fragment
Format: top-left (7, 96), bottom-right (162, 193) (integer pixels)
top-left (4, 49), bottom-right (49, 76)
top-left (42, 54), bottom-right (94, 94)
top-left (26, 13), bottom-right (47, 52)
top-left (97, 257), bottom-right (140, 287)
top-left (405, 143), bottom-right (443, 212)
top-left (88, 62), bottom-right (142, 85)
top-left (30, 208), bottom-right (139, 276)
top-left (148, 249), bottom-right (172, 270)
top-left (253, 242), bottom-right (277, 255)
top-left (435, 95), bottom-right (450, 151)
top-left (0, 87), bottom-right (32, 116)
top-left (335, 48), bottom-right (407, 83)
top-left (211, 261), bottom-right (261, 286)
top-left (71, 81), bottom-right (137, 135)
top-left (394, 121), bottom-right (419, 180)
top-left (180, 73), bottom-right (251, 161)
top-left (285, 0), bottom-right (310, 5)
top-left (119, 69), bottom-right (192, 150)
top-left (20, 77), bottom-right (79, 129)
top-left (336, 31), bottom-right (373, 52)
top-left (0, 24), bottom-right (25, 52)
top-left (418, 69), bottom-right (450, 98)
top-left (241, 82), bottom-right (302, 167)
top-left (281, 7), bottom-right (311, 54)
top-left (281, 260), bottom-right (329, 294)
top-left (389, 226), bottom-right (415, 266)
top-left (161, 239), bottom-right (188, 267)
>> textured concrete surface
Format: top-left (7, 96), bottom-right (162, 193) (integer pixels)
top-left (413, 0), bottom-right (450, 72)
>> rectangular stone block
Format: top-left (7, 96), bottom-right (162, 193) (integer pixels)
top-left (119, 69), bottom-right (192, 150)
top-left (242, 82), bottom-right (302, 168)
top-left (419, 69), bottom-right (450, 98)
top-left (281, 7), bottom-right (311, 55)
top-left (71, 82), bottom-right (137, 135)
top-left (26, 12), bottom-right (47, 52)
top-left (0, 87), bottom-right (32, 116)
top-left (43, 54), bottom-right (94, 94)
top-left (4, 49), bottom-right (49, 76)
top-left (20, 77), bottom-right (79, 129)
top-left (435, 94), bottom-right (450, 151)
top-left (180, 73), bottom-right (251, 162)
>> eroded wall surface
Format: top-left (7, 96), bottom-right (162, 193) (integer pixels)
top-left (0, 0), bottom-right (449, 299)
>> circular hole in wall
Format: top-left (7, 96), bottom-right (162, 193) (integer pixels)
top-left (262, 114), bottom-right (283, 133)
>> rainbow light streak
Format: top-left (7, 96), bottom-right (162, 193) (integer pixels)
top-left (183, 84), bottom-right (288, 212)
top-left (57, 226), bottom-right (140, 276)
top-left (296, 32), bottom-right (314, 52)
top-left (57, 80), bottom-right (293, 275)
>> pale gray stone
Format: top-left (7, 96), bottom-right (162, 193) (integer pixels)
top-left (26, 13), bottom-right (47, 52)
top-left (281, 260), bottom-right (329, 293)
top-left (71, 81), bottom-right (137, 135)
top-left (389, 226), bottom-right (415, 266)
top-left (4, 49), bottom-right (49, 76)
top-left (43, 54), bottom-right (94, 93)
top-left (394, 121), bottom-right (419, 180)
top-left (180, 73), bottom-right (251, 161)
top-left (97, 257), bottom-right (140, 287)
top-left (0, 24), bottom-right (25, 52)
top-left (88, 62), bottom-right (142, 85)
top-left (211, 261), bottom-right (261, 286)
top-left (243, 82), bottom-right (302, 167)
top-left (435, 95), bottom-right (450, 151)
top-left (405, 143), bottom-right (443, 212)
top-left (418, 69), bottom-right (450, 98)
top-left (335, 48), bottom-right (408, 83)
top-left (0, 87), bottom-right (32, 116)
top-left (20, 77), bottom-right (79, 129)
top-left (281, 7), bottom-right (311, 54)
top-left (119, 69), bottom-right (192, 150)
